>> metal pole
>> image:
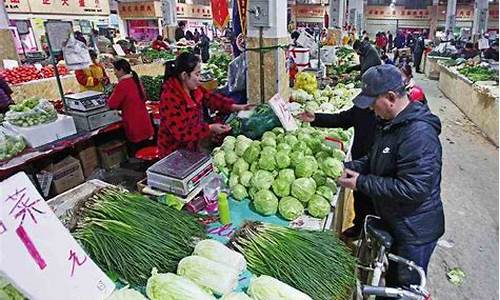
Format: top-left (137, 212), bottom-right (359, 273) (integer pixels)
top-left (259, 26), bottom-right (265, 103)
top-left (44, 22), bottom-right (67, 112)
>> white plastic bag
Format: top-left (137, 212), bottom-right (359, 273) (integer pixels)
top-left (228, 55), bottom-right (247, 93)
top-left (5, 98), bottom-right (57, 127)
top-left (0, 126), bottom-right (26, 161)
top-left (63, 34), bottom-right (91, 70)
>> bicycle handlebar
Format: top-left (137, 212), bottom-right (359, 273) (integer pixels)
top-left (362, 285), bottom-right (426, 300)
top-left (387, 253), bottom-right (427, 289)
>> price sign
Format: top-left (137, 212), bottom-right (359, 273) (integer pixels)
top-left (0, 172), bottom-right (115, 300)
top-left (44, 21), bottom-right (73, 53)
top-left (268, 93), bottom-right (298, 132)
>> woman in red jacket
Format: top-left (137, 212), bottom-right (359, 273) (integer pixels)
top-left (399, 63), bottom-right (427, 104)
top-left (108, 59), bottom-right (154, 154)
top-left (158, 52), bottom-right (253, 157)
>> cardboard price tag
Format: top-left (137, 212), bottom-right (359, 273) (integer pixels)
top-left (0, 172), bottom-right (115, 300)
top-left (268, 94), bottom-right (298, 132)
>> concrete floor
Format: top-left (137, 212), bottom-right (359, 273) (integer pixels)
top-left (415, 73), bottom-right (499, 299)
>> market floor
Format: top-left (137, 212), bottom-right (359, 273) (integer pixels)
top-left (414, 73), bottom-right (499, 299)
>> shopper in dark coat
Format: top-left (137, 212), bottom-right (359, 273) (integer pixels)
top-left (0, 75), bottom-right (13, 114)
top-left (413, 32), bottom-right (426, 73)
top-left (175, 21), bottom-right (186, 42)
top-left (350, 40), bottom-right (383, 76)
top-left (340, 64), bottom-right (445, 289)
top-left (199, 29), bottom-right (210, 63)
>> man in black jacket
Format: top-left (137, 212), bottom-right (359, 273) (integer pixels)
top-left (339, 64), bottom-right (445, 288)
top-left (351, 40), bottom-right (382, 76)
top-left (413, 32), bottom-right (426, 73)
top-left (299, 44), bottom-right (381, 238)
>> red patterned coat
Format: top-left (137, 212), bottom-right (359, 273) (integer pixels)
top-left (158, 77), bottom-right (234, 157)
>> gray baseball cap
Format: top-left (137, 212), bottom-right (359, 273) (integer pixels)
top-left (353, 64), bottom-right (405, 109)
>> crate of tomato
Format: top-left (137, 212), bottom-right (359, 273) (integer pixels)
top-left (0, 64), bottom-right (69, 85)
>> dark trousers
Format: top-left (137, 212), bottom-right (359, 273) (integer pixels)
top-left (414, 51), bottom-right (424, 72)
top-left (385, 239), bottom-right (438, 289)
top-left (352, 191), bottom-right (376, 229)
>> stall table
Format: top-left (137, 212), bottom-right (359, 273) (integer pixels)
top-left (423, 55), bottom-right (452, 80)
top-left (438, 62), bottom-right (499, 146)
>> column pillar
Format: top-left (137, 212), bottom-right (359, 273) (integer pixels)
top-left (472, 0), bottom-right (488, 36)
top-left (445, 0), bottom-right (457, 33)
top-left (347, 0), bottom-right (363, 33)
top-left (429, 0), bottom-right (439, 40)
top-left (0, 0), bottom-right (19, 67)
top-left (329, 0), bottom-right (346, 28)
top-left (246, 0), bottom-right (289, 104)
top-left (162, 0), bottom-right (178, 42)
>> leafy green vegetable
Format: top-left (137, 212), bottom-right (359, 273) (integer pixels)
top-left (272, 178), bottom-right (291, 197)
top-left (239, 171), bottom-right (253, 187)
top-left (321, 157), bottom-right (344, 178)
top-left (295, 156), bottom-right (318, 178)
top-left (291, 178), bottom-right (316, 203)
top-left (251, 170), bottom-right (274, 190)
top-left (308, 195), bottom-right (331, 218)
top-left (278, 168), bottom-right (296, 184)
top-left (248, 275), bottom-right (312, 300)
top-left (193, 239), bottom-right (247, 272)
top-left (275, 150), bottom-right (291, 169)
top-left (106, 286), bottom-right (147, 300)
top-left (253, 190), bottom-right (279, 215)
top-left (278, 196), bottom-right (304, 220)
top-left (232, 184), bottom-right (248, 201)
top-left (146, 268), bottom-right (215, 300)
top-left (316, 185), bottom-right (334, 200)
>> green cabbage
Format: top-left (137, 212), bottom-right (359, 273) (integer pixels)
top-left (295, 156), bottom-right (318, 178)
top-left (177, 256), bottom-right (239, 295)
top-left (213, 151), bottom-right (226, 168)
top-left (261, 137), bottom-right (277, 148)
top-left (248, 275), bottom-right (312, 300)
top-left (312, 170), bottom-right (327, 186)
top-left (232, 158), bottom-right (249, 176)
top-left (235, 138), bottom-right (252, 157)
top-left (225, 151), bottom-right (239, 166)
top-left (291, 178), bottom-right (316, 203)
top-left (307, 195), bottom-right (331, 218)
top-left (232, 184), bottom-right (248, 201)
top-left (239, 171), bottom-right (253, 187)
top-left (275, 150), bottom-right (291, 169)
top-left (292, 141), bottom-right (308, 153)
top-left (243, 145), bottom-right (260, 163)
top-left (325, 177), bottom-right (338, 194)
top-left (251, 170), bottom-right (274, 190)
top-left (146, 268), bottom-right (215, 300)
top-left (284, 135), bottom-right (298, 147)
top-left (277, 142), bottom-right (292, 153)
top-left (262, 131), bottom-right (277, 140)
top-left (278, 168), bottom-right (296, 184)
top-left (258, 155), bottom-right (276, 171)
top-left (261, 147), bottom-right (277, 156)
top-left (272, 127), bottom-right (285, 135)
top-left (321, 157), bottom-right (344, 178)
top-left (315, 151), bottom-right (330, 162)
top-left (332, 148), bottom-right (346, 161)
top-left (250, 162), bottom-right (259, 173)
top-left (316, 185), bottom-right (334, 200)
top-left (229, 174), bottom-right (239, 188)
top-left (254, 190), bottom-right (279, 215)
top-left (278, 197), bottom-right (304, 220)
top-left (271, 178), bottom-right (291, 197)
top-left (248, 187), bottom-right (259, 200)
top-left (222, 136), bottom-right (236, 151)
top-left (289, 151), bottom-right (304, 167)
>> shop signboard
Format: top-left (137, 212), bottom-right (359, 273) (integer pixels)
top-left (15, 20), bottom-right (30, 35)
top-left (4, 0), bottom-right (31, 13)
top-left (79, 20), bottom-right (92, 34)
top-left (118, 1), bottom-right (162, 19)
top-left (294, 4), bottom-right (326, 18)
top-left (0, 172), bottom-right (115, 300)
top-left (176, 3), bottom-right (212, 19)
top-left (28, 0), bottom-right (110, 15)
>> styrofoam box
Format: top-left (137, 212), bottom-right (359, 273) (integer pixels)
top-left (5, 114), bottom-right (77, 148)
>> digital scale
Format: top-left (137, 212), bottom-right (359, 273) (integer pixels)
top-left (146, 150), bottom-right (214, 197)
top-left (64, 91), bottom-right (121, 131)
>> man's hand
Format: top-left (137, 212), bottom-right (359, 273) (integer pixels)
top-left (231, 104), bottom-right (256, 112)
top-left (209, 123), bottom-right (232, 134)
top-left (338, 168), bottom-right (360, 191)
top-left (298, 111), bottom-right (315, 123)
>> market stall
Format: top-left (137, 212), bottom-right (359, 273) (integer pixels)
top-left (438, 60), bottom-right (499, 146)
top-left (117, 1), bottom-right (163, 44)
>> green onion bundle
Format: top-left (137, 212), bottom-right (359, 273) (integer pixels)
top-left (231, 222), bottom-right (357, 300)
top-left (73, 188), bottom-right (206, 286)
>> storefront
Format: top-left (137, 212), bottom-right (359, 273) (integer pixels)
top-left (118, 1), bottom-right (162, 43)
top-left (293, 4), bottom-right (326, 28)
top-left (176, 3), bottom-right (214, 39)
top-left (5, 0), bottom-right (110, 54)
top-left (5, 0), bottom-right (110, 53)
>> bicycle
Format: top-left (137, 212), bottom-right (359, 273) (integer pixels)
top-left (353, 215), bottom-right (431, 300)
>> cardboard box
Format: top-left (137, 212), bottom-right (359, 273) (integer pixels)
top-left (97, 140), bottom-right (128, 169)
top-left (76, 142), bottom-right (99, 178)
top-left (44, 156), bottom-right (84, 194)
top-left (4, 114), bottom-right (77, 148)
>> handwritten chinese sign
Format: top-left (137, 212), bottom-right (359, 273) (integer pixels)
top-left (0, 172), bottom-right (115, 300)
top-left (5, 0), bottom-right (110, 15)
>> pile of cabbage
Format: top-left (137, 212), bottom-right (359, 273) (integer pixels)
top-left (290, 83), bottom-right (360, 114)
top-left (212, 125), bottom-right (351, 220)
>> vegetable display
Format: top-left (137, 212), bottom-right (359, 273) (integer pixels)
top-left (213, 124), bottom-right (350, 220)
top-left (290, 83), bottom-right (360, 114)
top-left (141, 75), bottom-right (163, 101)
top-left (458, 65), bottom-right (498, 82)
top-left (0, 65), bottom-right (69, 85)
top-left (206, 52), bottom-right (232, 85)
top-left (0, 277), bottom-right (25, 300)
top-left (294, 72), bottom-right (318, 95)
top-left (247, 275), bottom-right (313, 300)
top-left (146, 268), bottom-right (215, 300)
top-left (141, 48), bottom-right (176, 63)
top-left (5, 98), bottom-right (57, 127)
top-left (73, 189), bottom-right (206, 286)
top-left (0, 128), bottom-right (26, 161)
top-left (106, 287), bottom-right (147, 300)
top-left (193, 239), bottom-right (247, 272)
top-left (232, 222), bottom-right (357, 300)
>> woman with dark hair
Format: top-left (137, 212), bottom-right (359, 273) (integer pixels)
top-left (399, 63), bottom-right (427, 104)
top-left (75, 50), bottom-right (109, 92)
top-left (158, 52), bottom-right (253, 157)
top-left (152, 35), bottom-right (169, 51)
top-left (108, 59), bottom-right (154, 153)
